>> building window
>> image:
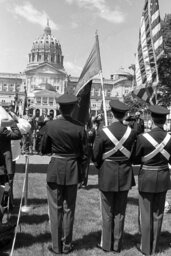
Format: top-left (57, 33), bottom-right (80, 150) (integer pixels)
top-left (91, 89), bottom-right (94, 97)
top-left (51, 55), bottom-right (54, 62)
top-left (2, 84), bottom-right (7, 91)
top-left (94, 89), bottom-right (100, 97)
top-left (16, 85), bottom-right (20, 92)
top-left (32, 53), bottom-right (35, 61)
top-left (42, 97), bottom-right (47, 105)
top-left (49, 98), bottom-right (54, 105)
top-left (44, 54), bottom-right (48, 61)
top-left (9, 84), bottom-right (14, 92)
top-left (36, 97), bottom-right (41, 104)
top-left (107, 90), bottom-right (111, 97)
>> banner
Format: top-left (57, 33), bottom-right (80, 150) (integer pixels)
top-left (134, 0), bottom-right (164, 104)
top-left (73, 33), bottom-right (102, 125)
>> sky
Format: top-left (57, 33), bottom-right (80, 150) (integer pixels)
top-left (0, 0), bottom-right (170, 79)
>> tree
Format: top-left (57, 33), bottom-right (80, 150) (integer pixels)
top-left (123, 93), bottom-right (147, 114)
top-left (157, 14), bottom-right (171, 105)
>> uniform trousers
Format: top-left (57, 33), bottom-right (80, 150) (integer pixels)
top-left (82, 145), bottom-right (93, 186)
top-left (47, 183), bottom-right (77, 253)
top-left (139, 191), bottom-right (166, 255)
top-left (100, 190), bottom-right (128, 252)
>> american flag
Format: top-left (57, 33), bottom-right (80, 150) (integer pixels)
top-left (133, 0), bottom-right (164, 104)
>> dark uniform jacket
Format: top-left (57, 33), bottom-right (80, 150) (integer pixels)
top-left (0, 123), bottom-right (22, 179)
top-left (134, 127), bottom-right (171, 193)
top-left (40, 115), bottom-right (88, 185)
top-left (93, 121), bottom-right (137, 192)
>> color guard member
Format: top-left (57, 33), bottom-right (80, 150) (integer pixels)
top-left (40, 93), bottom-right (87, 254)
top-left (134, 105), bottom-right (171, 255)
top-left (93, 99), bottom-right (137, 253)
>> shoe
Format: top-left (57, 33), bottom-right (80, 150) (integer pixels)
top-left (136, 244), bottom-right (148, 255)
top-left (96, 243), bottom-right (110, 252)
top-left (63, 244), bottom-right (74, 254)
top-left (81, 184), bottom-right (87, 188)
top-left (47, 245), bottom-right (62, 254)
top-left (113, 249), bottom-right (121, 254)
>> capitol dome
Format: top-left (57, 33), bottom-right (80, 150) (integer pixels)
top-left (27, 20), bottom-right (64, 70)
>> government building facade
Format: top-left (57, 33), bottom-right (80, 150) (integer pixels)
top-left (0, 22), bottom-right (133, 119)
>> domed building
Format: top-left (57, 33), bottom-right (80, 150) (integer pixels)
top-left (0, 22), bottom-right (133, 120)
top-left (24, 21), bottom-right (67, 117)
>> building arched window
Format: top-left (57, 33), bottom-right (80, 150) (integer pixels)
top-left (35, 109), bottom-right (40, 117)
top-left (50, 109), bottom-right (54, 119)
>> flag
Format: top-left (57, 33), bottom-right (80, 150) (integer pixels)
top-left (14, 85), bottom-right (19, 114)
top-left (23, 86), bottom-right (28, 115)
top-left (72, 33), bottom-right (102, 125)
top-left (133, 0), bottom-right (164, 104)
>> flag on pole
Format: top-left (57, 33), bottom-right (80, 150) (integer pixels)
top-left (133, 0), bottom-right (164, 104)
top-left (23, 86), bottom-right (28, 115)
top-left (72, 33), bottom-right (102, 125)
top-left (14, 85), bottom-right (19, 114)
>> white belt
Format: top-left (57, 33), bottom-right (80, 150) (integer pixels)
top-left (142, 164), bottom-right (168, 171)
top-left (52, 154), bottom-right (78, 159)
top-left (104, 156), bottom-right (129, 162)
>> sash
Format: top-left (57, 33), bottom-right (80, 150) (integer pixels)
top-left (102, 126), bottom-right (131, 160)
top-left (142, 133), bottom-right (171, 162)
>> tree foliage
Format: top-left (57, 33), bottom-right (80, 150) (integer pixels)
top-left (123, 93), bottom-right (147, 114)
top-left (157, 14), bottom-right (171, 105)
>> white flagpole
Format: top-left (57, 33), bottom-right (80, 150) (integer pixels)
top-left (95, 31), bottom-right (108, 127)
top-left (99, 70), bottom-right (108, 126)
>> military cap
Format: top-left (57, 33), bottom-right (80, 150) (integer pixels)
top-left (57, 93), bottom-right (78, 105)
top-left (109, 99), bottom-right (129, 113)
top-left (149, 105), bottom-right (169, 116)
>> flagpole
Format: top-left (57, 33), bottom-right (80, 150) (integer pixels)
top-left (95, 31), bottom-right (108, 126)
top-left (99, 70), bottom-right (108, 126)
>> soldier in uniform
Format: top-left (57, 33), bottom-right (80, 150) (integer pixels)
top-left (134, 105), bottom-right (171, 255)
top-left (93, 99), bottom-right (137, 253)
top-left (40, 93), bottom-right (87, 254)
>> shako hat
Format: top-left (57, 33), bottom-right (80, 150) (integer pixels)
top-left (109, 99), bottom-right (129, 113)
top-left (57, 93), bottom-right (78, 105)
top-left (149, 105), bottom-right (169, 117)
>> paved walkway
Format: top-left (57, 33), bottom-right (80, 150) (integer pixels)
top-left (16, 154), bottom-right (51, 164)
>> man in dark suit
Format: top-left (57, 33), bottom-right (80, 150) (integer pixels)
top-left (93, 99), bottom-right (137, 253)
top-left (134, 105), bottom-right (171, 255)
top-left (40, 93), bottom-right (87, 254)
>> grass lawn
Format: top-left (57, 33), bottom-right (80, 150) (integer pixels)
top-left (1, 161), bottom-right (171, 256)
